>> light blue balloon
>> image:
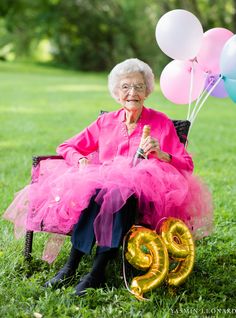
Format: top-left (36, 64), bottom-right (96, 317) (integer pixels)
top-left (220, 34), bottom-right (236, 79)
top-left (223, 77), bottom-right (236, 103)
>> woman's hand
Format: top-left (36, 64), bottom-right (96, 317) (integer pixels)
top-left (78, 157), bottom-right (90, 168)
top-left (142, 136), bottom-right (171, 163)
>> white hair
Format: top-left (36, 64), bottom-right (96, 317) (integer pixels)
top-left (108, 58), bottom-right (155, 101)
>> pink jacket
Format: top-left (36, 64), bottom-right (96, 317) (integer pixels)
top-left (57, 107), bottom-right (193, 172)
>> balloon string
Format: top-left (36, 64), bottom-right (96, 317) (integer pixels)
top-left (190, 74), bottom-right (209, 119)
top-left (187, 61), bottom-right (194, 120)
top-left (189, 73), bottom-right (212, 123)
top-left (190, 75), bottom-right (222, 126)
top-left (122, 226), bottom-right (150, 301)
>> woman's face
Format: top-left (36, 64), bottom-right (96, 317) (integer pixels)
top-left (117, 72), bottom-right (147, 112)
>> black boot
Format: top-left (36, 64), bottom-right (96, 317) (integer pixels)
top-left (44, 246), bottom-right (84, 288)
top-left (75, 248), bottom-right (117, 296)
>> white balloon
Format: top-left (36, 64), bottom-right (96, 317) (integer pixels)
top-left (220, 34), bottom-right (236, 79)
top-left (156, 9), bottom-right (203, 60)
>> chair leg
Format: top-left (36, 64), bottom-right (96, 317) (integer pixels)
top-left (24, 230), bottom-right (34, 261)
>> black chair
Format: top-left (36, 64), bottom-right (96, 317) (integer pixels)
top-left (24, 116), bottom-right (191, 260)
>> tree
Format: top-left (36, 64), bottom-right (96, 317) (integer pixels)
top-left (0, 0), bottom-right (235, 73)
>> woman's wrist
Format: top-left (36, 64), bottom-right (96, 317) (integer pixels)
top-left (78, 157), bottom-right (89, 166)
top-left (157, 151), bottom-right (172, 163)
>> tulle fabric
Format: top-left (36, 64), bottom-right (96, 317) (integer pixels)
top-left (3, 186), bottom-right (30, 239)
top-left (4, 156), bottom-right (213, 251)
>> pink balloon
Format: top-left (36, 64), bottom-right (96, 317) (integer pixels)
top-left (160, 60), bottom-right (205, 104)
top-left (197, 27), bottom-right (233, 74)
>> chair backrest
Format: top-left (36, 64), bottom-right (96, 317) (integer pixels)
top-left (100, 110), bottom-right (190, 145)
top-left (172, 120), bottom-right (191, 145)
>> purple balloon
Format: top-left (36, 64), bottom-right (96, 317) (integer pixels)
top-left (205, 74), bottom-right (228, 98)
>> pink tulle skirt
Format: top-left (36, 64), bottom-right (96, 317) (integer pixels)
top-left (4, 156), bottom-right (213, 250)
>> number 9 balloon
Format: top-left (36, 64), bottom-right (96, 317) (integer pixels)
top-left (125, 225), bottom-right (169, 300)
top-left (125, 218), bottom-right (195, 300)
top-left (160, 217), bottom-right (195, 287)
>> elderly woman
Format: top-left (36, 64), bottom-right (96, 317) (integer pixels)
top-left (4, 58), bottom-right (212, 296)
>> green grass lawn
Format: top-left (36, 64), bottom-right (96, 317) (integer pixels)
top-left (0, 61), bottom-right (236, 318)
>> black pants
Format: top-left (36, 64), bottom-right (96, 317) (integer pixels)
top-left (71, 193), bottom-right (137, 254)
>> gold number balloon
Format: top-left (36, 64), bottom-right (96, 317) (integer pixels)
top-left (125, 225), bottom-right (169, 300)
top-left (125, 218), bottom-right (195, 299)
top-left (160, 217), bottom-right (195, 287)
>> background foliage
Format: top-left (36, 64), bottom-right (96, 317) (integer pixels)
top-left (0, 0), bottom-right (236, 74)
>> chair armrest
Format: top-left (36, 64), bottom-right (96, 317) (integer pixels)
top-left (31, 155), bottom-right (64, 183)
top-left (32, 155), bottom-right (63, 167)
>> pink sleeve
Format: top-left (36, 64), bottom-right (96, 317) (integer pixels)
top-left (160, 119), bottom-right (194, 173)
top-left (56, 118), bottom-right (100, 166)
